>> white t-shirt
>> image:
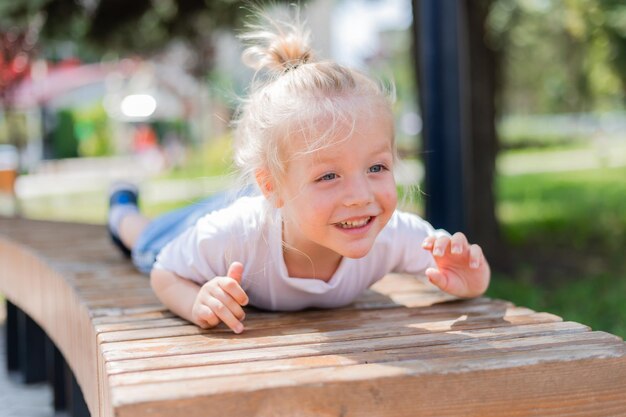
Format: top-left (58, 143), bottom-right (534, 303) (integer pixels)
top-left (154, 195), bottom-right (441, 311)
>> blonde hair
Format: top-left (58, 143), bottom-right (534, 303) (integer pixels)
top-left (232, 9), bottom-right (396, 195)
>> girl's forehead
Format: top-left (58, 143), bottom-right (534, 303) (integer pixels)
top-left (291, 101), bottom-right (392, 143)
top-left (287, 114), bottom-right (394, 163)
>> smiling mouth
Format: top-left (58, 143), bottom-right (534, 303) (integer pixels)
top-left (336, 217), bottom-right (373, 229)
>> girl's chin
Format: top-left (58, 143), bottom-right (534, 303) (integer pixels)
top-left (338, 245), bottom-right (373, 259)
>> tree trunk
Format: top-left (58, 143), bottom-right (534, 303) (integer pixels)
top-left (464, 0), bottom-right (509, 269)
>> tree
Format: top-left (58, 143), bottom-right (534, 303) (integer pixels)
top-left (0, 0), bottom-right (290, 77)
top-left (487, 0), bottom-right (626, 114)
top-left (413, 0), bottom-right (625, 270)
top-left (0, 29), bottom-right (36, 106)
top-left (603, 0), bottom-right (626, 100)
top-left (464, 0), bottom-right (505, 267)
top-left (0, 16), bottom-right (41, 155)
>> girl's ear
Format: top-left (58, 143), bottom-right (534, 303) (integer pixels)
top-left (255, 169), bottom-right (284, 208)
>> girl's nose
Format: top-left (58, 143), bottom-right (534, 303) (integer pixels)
top-left (343, 175), bottom-right (373, 207)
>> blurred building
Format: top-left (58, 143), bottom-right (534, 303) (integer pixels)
top-left (4, 56), bottom-right (211, 172)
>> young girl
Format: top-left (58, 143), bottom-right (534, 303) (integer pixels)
top-left (107, 15), bottom-right (490, 334)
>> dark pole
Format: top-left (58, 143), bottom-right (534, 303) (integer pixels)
top-left (415, 0), bottom-right (470, 233)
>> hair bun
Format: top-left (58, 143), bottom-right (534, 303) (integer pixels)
top-left (240, 18), bottom-right (314, 73)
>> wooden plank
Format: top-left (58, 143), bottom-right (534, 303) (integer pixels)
top-left (102, 313), bottom-right (565, 375)
top-left (97, 300), bottom-right (529, 342)
top-left (92, 310), bottom-right (176, 325)
top-left (76, 280), bottom-right (153, 294)
top-left (94, 298), bottom-right (508, 334)
top-left (99, 306), bottom-right (540, 348)
top-left (100, 311), bottom-right (561, 363)
top-left (91, 298), bottom-right (507, 333)
top-left (95, 317), bottom-right (189, 333)
top-left (107, 332), bottom-right (621, 389)
top-left (85, 294), bottom-right (163, 309)
top-left (110, 344), bottom-right (626, 417)
top-left (107, 321), bottom-right (591, 384)
top-left (90, 305), bottom-right (170, 319)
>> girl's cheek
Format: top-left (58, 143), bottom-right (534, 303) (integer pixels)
top-left (307, 196), bottom-right (327, 213)
top-left (386, 180), bottom-right (399, 207)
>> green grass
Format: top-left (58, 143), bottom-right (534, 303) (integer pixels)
top-left (490, 166), bottom-right (626, 338)
top-left (158, 134), bottom-right (235, 180)
top-left (487, 270), bottom-right (626, 338)
top-left (497, 167), bottom-right (626, 254)
top-left (499, 133), bottom-right (588, 151)
top-left (19, 190), bottom-right (108, 224)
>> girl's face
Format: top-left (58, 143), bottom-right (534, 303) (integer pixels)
top-left (276, 108), bottom-right (398, 265)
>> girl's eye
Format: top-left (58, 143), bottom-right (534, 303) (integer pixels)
top-left (369, 164), bottom-right (386, 173)
top-left (318, 173), bottom-right (337, 182)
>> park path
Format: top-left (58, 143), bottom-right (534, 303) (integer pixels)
top-left (497, 142), bottom-right (626, 175)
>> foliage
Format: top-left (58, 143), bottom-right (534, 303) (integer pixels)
top-left (0, 111), bottom-right (28, 147)
top-left (160, 133), bottom-right (235, 180)
top-left (0, 18), bottom-right (40, 104)
top-left (0, 15), bottom-right (41, 155)
top-left (74, 104), bottom-right (113, 157)
top-left (0, 0), bottom-right (292, 75)
top-left (52, 109), bottom-right (79, 158)
top-left (487, 0), bottom-right (626, 114)
top-left (498, 132), bottom-right (587, 150)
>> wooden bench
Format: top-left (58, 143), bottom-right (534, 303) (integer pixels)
top-left (1, 216), bottom-right (626, 416)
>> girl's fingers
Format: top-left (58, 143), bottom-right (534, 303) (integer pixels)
top-left (425, 267), bottom-right (448, 291)
top-left (206, 297), bottom-right (245, 334)
top-left (432, 236), bottom-right (451, 257)
top-left (469, 244), bottom-right (483, 269)
top-left (427, 267), bottom-right (474, 297)
top-left (194, 304), bottom-right (220, 329)
top-left (226, 261), bottom-right (244, 283)
top-left (209, 285), bottom-right (246, 321)
top-left (450, 232), bottom-right (469, 255)
top-left (421, 236), bottom-right (436, 249)
top-left (218, 277), bottom-right (249, 306)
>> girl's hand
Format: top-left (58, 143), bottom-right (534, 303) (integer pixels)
top-left (421, 232), bottom-right (490, 298)
top-left (191, 262), bottom-right (249, 333)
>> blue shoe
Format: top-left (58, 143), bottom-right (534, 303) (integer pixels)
top-left (108, 183), bottom-right (139, 258)
top-left (109, 183), bottom-right (139, 207)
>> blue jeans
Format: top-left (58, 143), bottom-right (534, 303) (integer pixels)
top-left (132, 187), bottom-right (256, 274)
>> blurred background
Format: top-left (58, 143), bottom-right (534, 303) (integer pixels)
top-left (0, 0), bottom-right (625, 337)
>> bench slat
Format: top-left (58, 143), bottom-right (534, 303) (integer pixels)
top-left (97, 302), bottom-right (534, 343)
top-left (107, 330), bottom-right (622, 388)
top-left (105, 321), bottom-right (590, 379)
top-left (110, 351), bottom-right (626, 417)
top-left (99, 310), bottom-right (560, 362)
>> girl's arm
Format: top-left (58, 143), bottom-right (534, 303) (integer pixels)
top-left (150, 263), bottom-right (249, 333)
top-left (150, 268), bottom-right (203, 323)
